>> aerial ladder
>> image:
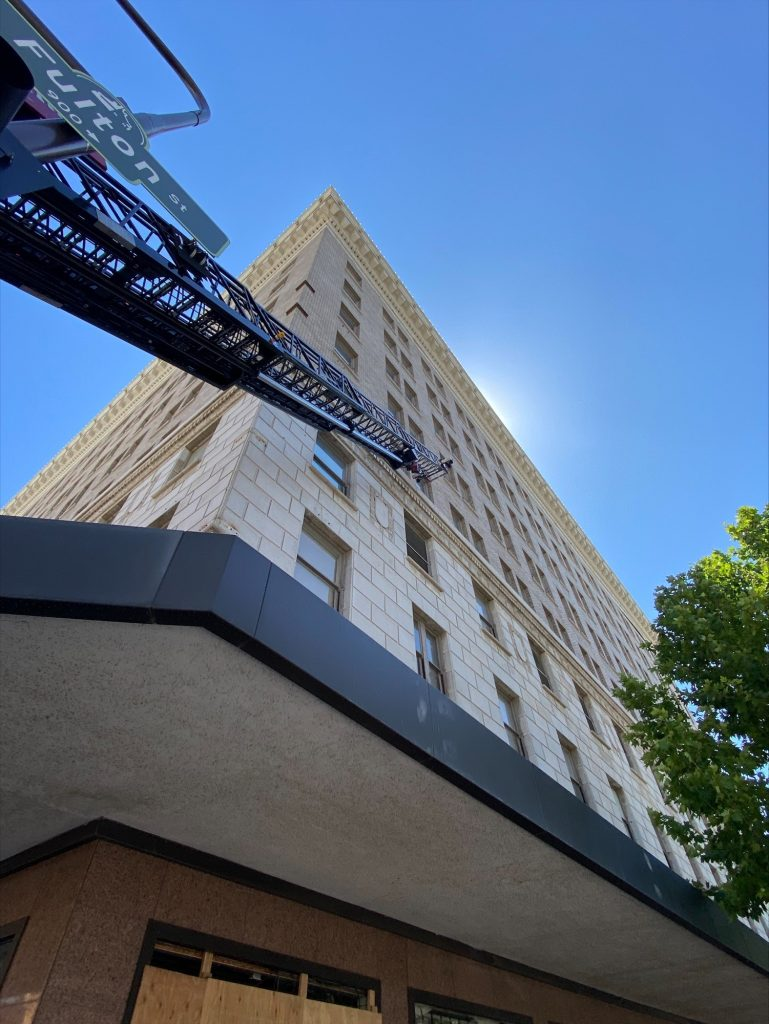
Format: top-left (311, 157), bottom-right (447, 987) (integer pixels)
top-left (0, 0), bottom-right (453, 484)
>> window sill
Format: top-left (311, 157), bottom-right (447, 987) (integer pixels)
top-left (590, 731), bottom-right (612, 750)
top-left (337, 316), bottom-right (359, 341)
top-left (406, 556), bottom-right (444, 592)
top-left (542, 685), bottom-right (567, 709)
top-left (334, 357), bottom-right (359, 378)
top-left (310, 464), bottom-right (357, 511)
top-left (480, 627), bottom-right (513, 658)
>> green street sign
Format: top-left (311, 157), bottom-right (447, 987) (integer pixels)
top-left (1, 0), bottom-right (229, 256)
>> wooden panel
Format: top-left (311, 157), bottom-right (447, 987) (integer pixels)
top-left (303, 1002), bottom-right (380, 1024)
top-left (201, 980), bottom-right (305, 1024)
top-left (131, 967), bottom-right (381, 1024)
top-left (130, 966), bottom-right (206, 1024)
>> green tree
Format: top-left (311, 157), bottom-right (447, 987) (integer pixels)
top-left (615, 505), bottom-right (769, 920)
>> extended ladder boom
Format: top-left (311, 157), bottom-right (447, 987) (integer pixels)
top-left (0, 132), bottom-right (452, 482)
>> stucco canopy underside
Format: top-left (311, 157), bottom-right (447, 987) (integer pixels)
top-left (2, 610), bottom-right (768, 1024)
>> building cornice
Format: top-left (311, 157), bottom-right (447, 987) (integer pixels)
top-left (240, 188), bottom-right (653, 640)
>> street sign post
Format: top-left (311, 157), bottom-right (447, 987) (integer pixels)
top-left (1, 0), bottom-right (229, 255)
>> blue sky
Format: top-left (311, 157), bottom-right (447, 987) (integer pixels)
top-left (1, 0), bottom-right (766, 618)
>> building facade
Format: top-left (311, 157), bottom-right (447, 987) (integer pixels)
top-left (1, 189), bottom-right (767, 1024)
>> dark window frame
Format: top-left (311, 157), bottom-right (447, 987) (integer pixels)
top-left (312, 433), bottom-right (349, 495)
top-left (0, 918), bottom-right (27, 990)
top-left (473, 583), bottom-right (496, 638)
top-left (404, 513), bottom-right (430, 575)
top-left (295, 523), bottom-right (343, 610)
top-left (495, 682), bottom-right (526, 758)
top-left (413, 615), bottom-right (445, 692)
top-left (409, 989), bottom-right (532, 1024)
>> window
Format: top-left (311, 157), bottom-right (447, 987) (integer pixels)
top-left (432, 416), bottom-right (447, 443)
top-left (591, 656), bottom-right (606, 687)
top-left (426, 384), bottom-right (439, 407)
top-left (387, 394), bottom-right (403, 420)
top-left (473, 466), bottom-right (488, 495)
top-left (385, 359), bottom-right (400, 386)
top-left (345, 261), bottom-right (362, 286)
top-left (529, 636), bottom-right (553, 691)
top-left (295, 524), bottom-right (342, 608)
top-left (414, 615), bottom-right (444, 691)
top-left (613, 723), bottom-right (636, 770)
top-left (564, 599), bottom-right (579, 628)
top-left (168, 419), bottom-right (219, 481)
top-left (148, 504), bottom-right (178, 529)
top-left (404, 381), bottom-right (419, 408)
top-left (499, 559), bottom-right (516, 589)
top-left (486, 507), bottom-right (501, 540)
top-left (400, 351), bottom-right (414, 375)
top-left (575, 687), bottom-right (597, 733)
top-left (408, 418), bottom-right (424, 442)
top-left (383, 330), bottom-right (397, 353)
top-left (145, 938), bottom-right (373, 1008)
top-left (688, 853), bottom-right (709, 886)
top-left (450, 504), bottom-right (468, 538)
top-left (414, 475), bottom-right (432, 501)
top-left (609, 780), bottom-right (634, 837)
top-left (469, 526), bottom-right (487, 558)
top-left (440, 402), bottom-right (453, 426)
top-left (516, 576), bottom-right (532, 605)
top-left (473, 583), bottom-right (496, 637)
top-left (296, 278), bottom-right (315, 294)
top-left (415, 999), bottom-right (505, 1024)
top-left (420, 357), bottom-right (432, 379)
top-left (499, 523), bottom-right (515, 555)
top-left (556, 621), bottom-right (572, 650)
top-left (496, 683), bottom-right (526, 756)
top-left (397, 327), bottom-right (410, 348)
top-left (312, 433), bottom-right (348, 494)
top-left (0, 919), bottom-right (26, 989)
top-left (651, 816), bottom-right (676, 869)
top-left (334, 332), bottom-right (357, 371)
top-left (404, 513), bottom-right (430, 573)
top-left (382, 306), bottom-right (394, 326)
top-left (457, 475), bottom-right (474, 509)
top-left (339, 303), bottom-right (359, 337)
top-left (560, 739), bottom-right (588, 803)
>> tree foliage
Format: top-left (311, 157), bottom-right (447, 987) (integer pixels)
top-left (614, 506), bottom-right (769, 920)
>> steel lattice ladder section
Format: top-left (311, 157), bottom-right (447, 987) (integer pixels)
top-left (0, 132), bottom-right (452, 482)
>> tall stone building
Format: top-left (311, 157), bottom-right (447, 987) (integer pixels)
top-left (1, 189), bottom-right (767, 1024)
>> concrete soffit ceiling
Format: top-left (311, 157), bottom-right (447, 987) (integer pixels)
top-left (1, 517), bottom-right (767, 1024)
